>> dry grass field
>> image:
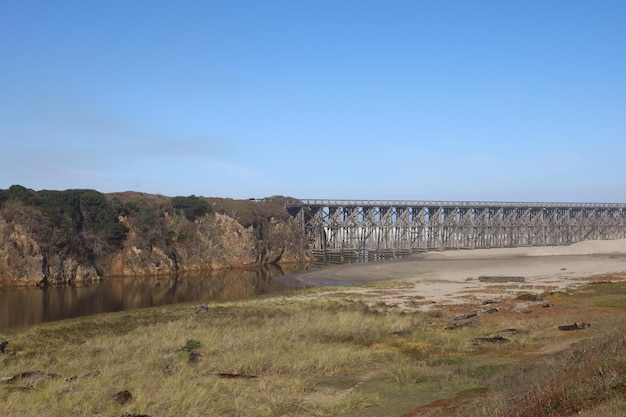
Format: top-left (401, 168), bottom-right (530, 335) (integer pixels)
top-left (1, 274), bottom-right (626, 417)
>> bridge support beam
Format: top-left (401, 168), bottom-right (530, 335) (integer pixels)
top-left (285, 200), bottom-right (626, 255)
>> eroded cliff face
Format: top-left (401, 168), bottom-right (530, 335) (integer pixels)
top-left (0, 188), bottom-right (309, 286)
top-left (0, 219), bottom-right (43, 286)
top-left (111, 213), bottom-right (266, 276)
top-left (0, 219), bottom-right (100, 286)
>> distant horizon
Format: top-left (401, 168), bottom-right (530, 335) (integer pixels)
top-left (3, 183), bottom-right (625, 205)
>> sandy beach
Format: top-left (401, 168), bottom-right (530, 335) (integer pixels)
top-left (293, 239), bottom-right (626, 310)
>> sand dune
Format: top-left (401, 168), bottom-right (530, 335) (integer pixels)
top-left (526, 238), bottom-right (626, 256)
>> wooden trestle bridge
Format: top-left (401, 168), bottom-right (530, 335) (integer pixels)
top-left (285, 199), bottom-right (626, 259)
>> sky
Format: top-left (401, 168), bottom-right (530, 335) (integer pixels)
top-left (1, 1), bottom-right (625, 203)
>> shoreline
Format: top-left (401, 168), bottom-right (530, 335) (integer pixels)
top-left (292, 239), bottom-right (626, 309)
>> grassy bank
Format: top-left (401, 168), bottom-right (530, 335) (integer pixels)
top-left (1, 280), bottom-right (626, 417)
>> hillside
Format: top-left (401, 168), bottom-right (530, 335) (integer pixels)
top-left (0, 185), bottom-right (308, 286)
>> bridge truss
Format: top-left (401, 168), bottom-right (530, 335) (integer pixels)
top-left (285, 200), bottom-right (626, 254)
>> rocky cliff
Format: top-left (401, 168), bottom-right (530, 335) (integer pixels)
top-left (0, 186), bottom-right (309, 286)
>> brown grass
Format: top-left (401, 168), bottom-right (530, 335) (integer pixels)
top-left (1, 280), bottom-right (626, 416)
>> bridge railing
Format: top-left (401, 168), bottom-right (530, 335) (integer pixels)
top-left (286, 199), bottom-right (626, 209)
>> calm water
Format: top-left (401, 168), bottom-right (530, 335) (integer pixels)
top-left (0, 265), bottom-right (311, 329)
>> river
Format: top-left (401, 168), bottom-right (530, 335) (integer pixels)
top-left (0, 265), bottom-right (312, 329)
top-left (0, 251), bottom-right (407, 329)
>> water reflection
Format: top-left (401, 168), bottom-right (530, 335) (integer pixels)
top-left (0, 264), bottom-right (309, 329)
top-left (311, 249), bottom-right (410, 267)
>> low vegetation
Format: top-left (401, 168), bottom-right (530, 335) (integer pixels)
top-left (0, 185), bottom-right (129, 262)
top-left (1, 280), bottom-right (626, 416)
top-left (172, 196), bottom-right (212, 222)
top-left (0, 186), bottom-right (296, 259)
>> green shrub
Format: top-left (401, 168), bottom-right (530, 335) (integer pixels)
top-left (183, 339), bottom-right (202, 352)
top-left (172, 195), bottom-right (212, 221)
top-left (0, 186), bottom-right (129, 258)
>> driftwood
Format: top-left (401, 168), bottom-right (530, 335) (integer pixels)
top-left (515, 293), bottom-right (544, 302)
top-left (188, 351), bottom-right (204, 363)
top-left (500, 328), bottom-right (523, 334)
top-left (0, 370), bottom-right (59, 383)
top-left (453, 313), bottom-right (477, 321)
top-left (473, 336), bottom-right (510, 344)
top-left (194, 303), bottom-right (209, 313)
top-left (479, 276), bottom-right (525, 283)
top-left (214, 373), bottom-right (258, 379)
top-left (66, 370), bottom-right (101, 382)
top-left (558, 322), bottom-right (591, 331)
top-left (114, 390), bottom-right (133, 405)
top-left (445, 321), bottom-right (474, 330)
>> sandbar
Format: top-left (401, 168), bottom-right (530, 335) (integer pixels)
top-left (293, 239), bottom-right (626, 308)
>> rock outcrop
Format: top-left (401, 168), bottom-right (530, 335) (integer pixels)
top-left (0, 187), bottom-right (309, 286)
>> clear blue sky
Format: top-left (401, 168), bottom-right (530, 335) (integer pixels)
top-left (1, 1), bottom-right (625, 202)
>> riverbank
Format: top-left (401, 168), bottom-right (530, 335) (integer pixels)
top-left (293, 239), bottom-right (626, 309)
